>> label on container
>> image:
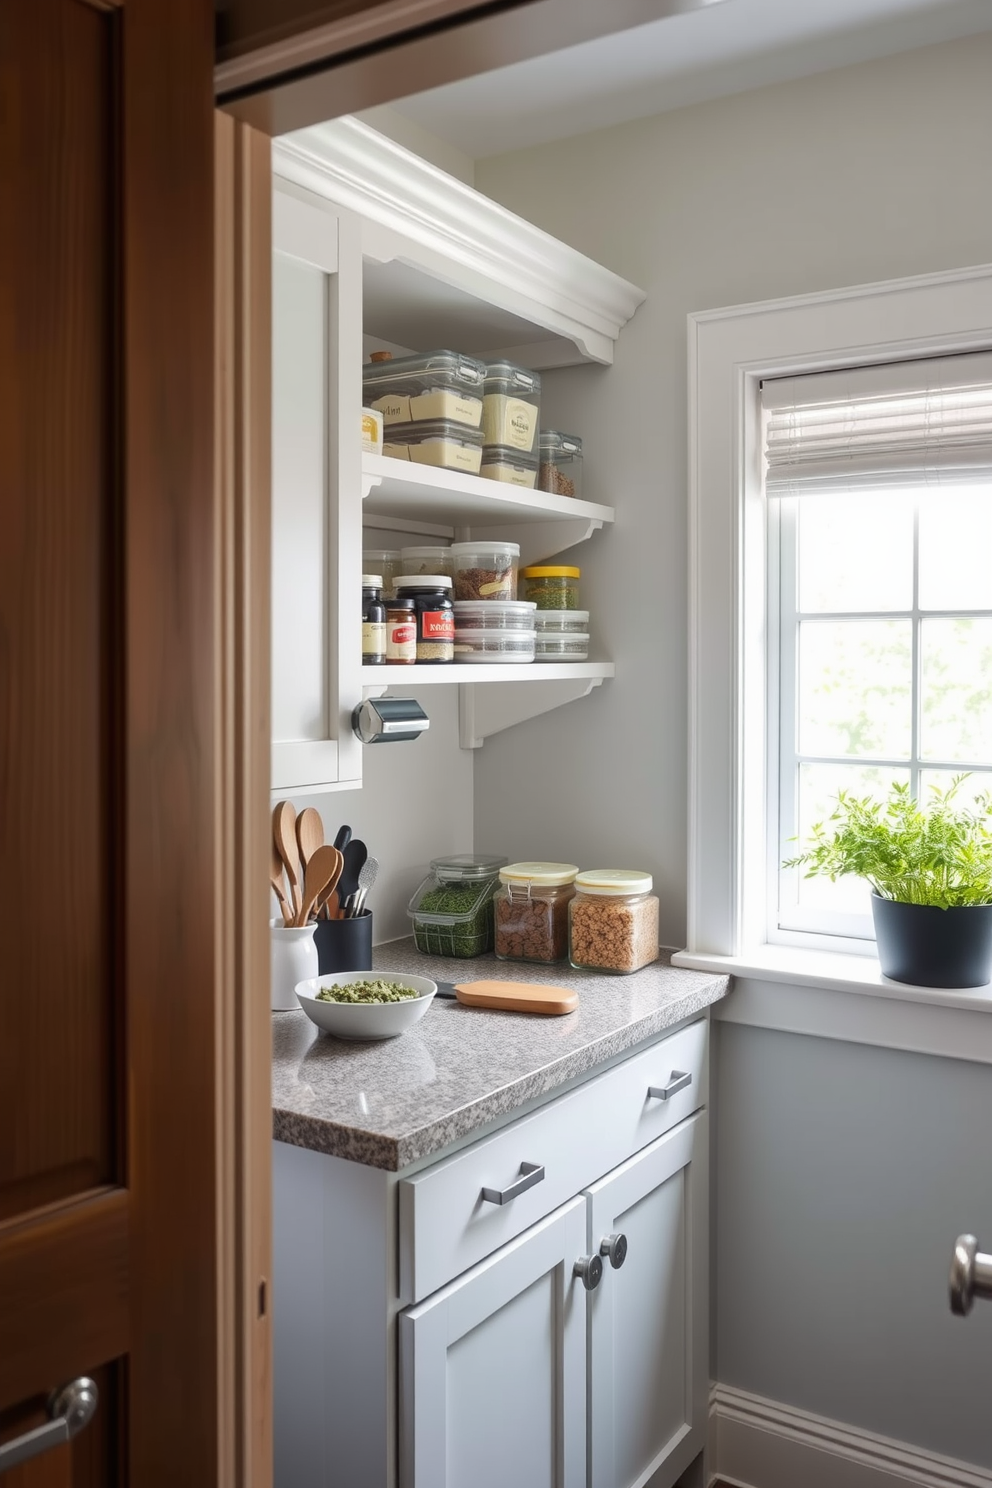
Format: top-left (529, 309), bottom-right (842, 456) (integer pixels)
top-left (362, 622), bottom-right (385, 660)
top-left (408, 439), bottom-right (482, 474)
top-left (386, 621), bottom-right (417, 662)
top-left (361, 409), bottom-right (383, 453)
top-left (382, 440), bottom-right (411, 461)
top-left (482, 394), bottom-right (538, 452)
top-left (421, 610), bottom-right (455, 642)
top-left (480, 460), bottom-right (537, 488)
top-left (409, 390), bottom-right (483, 425)
top-left (372, 393), bottom-right (411, 424)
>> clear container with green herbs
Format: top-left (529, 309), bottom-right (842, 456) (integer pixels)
top-left (521, 565), bottom-right (581, 609)
top-left (407, 853), bottom-right (508, 958)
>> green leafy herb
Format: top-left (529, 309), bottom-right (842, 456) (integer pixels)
top-left (316, 979), bottom-right (419, 1004)
top-left (413, 882), bottom-right (496, 957)
top-left (784, 775), bottom-right (992, 908)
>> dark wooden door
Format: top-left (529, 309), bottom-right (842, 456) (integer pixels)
top-left (0, 0), bottom-right (226, 1481)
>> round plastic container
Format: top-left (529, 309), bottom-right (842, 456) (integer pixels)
top-left (408, 854), bottom-right (508, 959)
top-left (452, 630), bottom-right (536, 664)
top-left (453, 600), bottom-right (536, 631)
top-left (362, 548), bottom-right (403, 599)
top-left (568, 870), bottom-right (660, 975)
top-left (449, 540), bottom-right (520, 602)
top-left (532, 609), bottom-right (590, 634)
top-left (538, 431), bottom-right (583, 500)
top-left (522, 566), bottom-right (581, 609)
top-left (400, 543), bottom-right (451, 576)
top-left (494, 862), bottom-right (578, 965)
top-left (534, 633), bottom-right (590, 661)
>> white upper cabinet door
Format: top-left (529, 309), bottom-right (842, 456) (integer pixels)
top-left (399, 1198), bottom-right (588, 1488)
top-left (272, 186), bottom-right (364, 793)
top-left (585, 1113), bottom-right (709, 1488)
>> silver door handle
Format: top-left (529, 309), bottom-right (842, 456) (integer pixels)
top-left (648, 1070), bottom-right (691, 1101)
top-left (0, 1377), bottom-right (98, 1472)
top-left (949, 1234), bottom-right (992, 1316)
top-left (481, 1162), bottom-right (545, 1205)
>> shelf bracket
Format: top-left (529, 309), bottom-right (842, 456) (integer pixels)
top-left (458, 676), bottom-right (608, 750)
top-left (469, 517), bottom-right (604, 567)
top-left (361, 471), bottom-right (383, 500)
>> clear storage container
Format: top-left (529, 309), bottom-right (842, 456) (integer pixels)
top-left (494, 862), bottom-right (578, 964)
top-left (479, 446), bottom-right (538, 488)
top-left (362, 547), bottom-right (403, 599)
top-left (449, 540), bottom-right (520, 602)
top-left (538, 431), bottom-right (582, 499)
top-left (452, 629), bottom-right (536, 664)
top-left (400, 543), bottom-right (451, 576)
top-left (408, 854), bottom-right (508, 959)
top-left (532, 609), bottom-right (590, 634)
top-left (534, 633), bottom-right (590, 661)
top-left (382, 419), bottom-right (483, 474)
top-left (363, 349), bottom-right (487, 428)
top-left (482, 361), bottom-right (541, 453)
top-left (568, 870), bottom-right (660, 974)
top-left (453, 600), bottom-right (536, 631)
top-left (522, 565), bottom-right (581, 610)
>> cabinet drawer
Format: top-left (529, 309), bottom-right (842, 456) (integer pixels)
top-left (398, 1017), bottom-right (707, 1303)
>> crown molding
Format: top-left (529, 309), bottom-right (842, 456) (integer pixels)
top-left (273, 117), bottom-right (645, 365)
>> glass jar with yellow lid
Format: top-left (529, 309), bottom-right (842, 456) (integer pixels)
top-left (521, 565), bottom-right (580, 610)
top-left (494, 862), bottom-right (578, 964)
top-left (568, 870), bottom-right (659, 974)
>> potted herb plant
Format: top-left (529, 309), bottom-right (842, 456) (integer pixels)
top-left (785, 776), bottom-right (992, 988)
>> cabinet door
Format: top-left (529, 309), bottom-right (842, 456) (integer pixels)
top-left (399, 1198), bottom-right (588, 1488)
top-left (272, 186), bottom-right (363, 792)
top-left (586, 1112), bottom-right (708, 1488)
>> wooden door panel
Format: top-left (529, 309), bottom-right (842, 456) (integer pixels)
top-left (0, 1364), bottom-right (119, 1488)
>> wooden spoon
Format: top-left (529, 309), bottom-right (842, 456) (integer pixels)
top-left (315, 847), bottom-right (344, 920)
top-left (297, 844), bottom-right (339, 926)
top-left (270, 840), bottom-right (293, 927)
top-left (272, 800), bottom-right (302, 921)
top-left (296, 807), bottom-right (324, 873)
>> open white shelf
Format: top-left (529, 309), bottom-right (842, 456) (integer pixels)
top-left (361, 660), bottom-right (613, 686)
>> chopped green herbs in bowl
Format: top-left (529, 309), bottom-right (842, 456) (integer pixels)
top-left (295, 971), bottom-right (437, 1040)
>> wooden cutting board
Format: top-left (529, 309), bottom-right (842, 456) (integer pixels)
top-left (452, 979), bottom-right (578, 1016)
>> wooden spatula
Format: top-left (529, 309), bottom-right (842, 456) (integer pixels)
top-left (272, 800), bottom-right (302, 920)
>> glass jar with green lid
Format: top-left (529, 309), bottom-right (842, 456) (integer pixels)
top-left (522, 565), bottom-right (580, 610)
top-left (494, 862), bottom-right (578, 964)
top-left (568, 870), bottom-right (659, 974)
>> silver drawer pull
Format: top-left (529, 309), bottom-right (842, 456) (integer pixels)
top-left (648, 1070), bottom-right (692, 1101)
top-left (950, 1234), bottom-right (992, 1316)
top-left (0, 1377), bottom-right (99, 1472)
top-left (481, 1162), bottom-right (545, 1206)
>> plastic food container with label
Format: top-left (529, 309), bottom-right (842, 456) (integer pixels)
top-left (568, 870), bottom-right (660, 974)
top-left (522, 565), bottom-right (581, 610)
top-left (479, 446), bottom-right (539, 488)
top-left (362, 350), bottom-right (487, 428)
top-left (494, 862), bottom-right (578, 964)
top-left (394, 576), bottom-right (455, 663)
top-left (532, 609), bottom-right (590, 634)
top-left (362, 548), bottom-right (403, 599)
top-left (382, 419), bottom-right (483, 475)
top-left (534, 633), bottom-right (590, 661)
top-left (362, 408), bottom-right (384, 455)
top-left (449, 540), bottom-right (520, 602)
top-left (452, 630), bottom-right (536, 664)
top-left (453, 600), bottom-right (536, 631)
top-left (482, 361), bottom-right (541, 453)
top-left (537, 431), bottom-right (582, 499)
top-left (408, 854), bottom-right (508, 958)
top-left (400, 543), bottom-right (452, 576)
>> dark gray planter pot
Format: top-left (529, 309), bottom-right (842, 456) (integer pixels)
top-left (871, 893), bottom-right (992, 988)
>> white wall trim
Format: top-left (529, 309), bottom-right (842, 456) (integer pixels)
top-left (273, 117), bottom-right (646, 364)
top-left (709, 1384), bottom-right (992, 1488)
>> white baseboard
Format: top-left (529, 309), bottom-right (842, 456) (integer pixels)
top-left (709, 1383), bottom-right (992, 1488)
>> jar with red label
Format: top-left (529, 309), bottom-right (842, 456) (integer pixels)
top-left (395, 576), bottom-right (455, 663)
top-left (385, 597), bottom-right (417, 665)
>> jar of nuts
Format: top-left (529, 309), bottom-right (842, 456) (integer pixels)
top-left (494, 862), bottom-right (578, 964)
top-left (568, 870), bottom-right (659, 975)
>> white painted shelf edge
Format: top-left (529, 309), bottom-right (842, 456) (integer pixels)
top-left (361, 453), bottom-right (614, 523)
top-left (361, 661), bottom-right (613, 686)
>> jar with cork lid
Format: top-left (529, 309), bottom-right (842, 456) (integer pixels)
top-left (568, 870), bottom-right (659, 974)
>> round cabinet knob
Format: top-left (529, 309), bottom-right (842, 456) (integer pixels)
top-left (948, 1233), bottom-right (992, 1316)
top-left (600, 1232), bottom-right (628, 1270)
top-left (574, 1254), bottom-right (604, 1292)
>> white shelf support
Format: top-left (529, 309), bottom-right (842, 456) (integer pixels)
top-left (470, 518), bottom-right (604, 567)
top-left (458, 676), bottom-right (610, 750)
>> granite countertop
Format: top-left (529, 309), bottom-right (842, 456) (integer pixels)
top-left (271, 939), bottom-right (730, 1171)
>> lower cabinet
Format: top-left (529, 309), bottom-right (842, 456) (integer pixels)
top-left (398, 1112), bottom-right (707, 1488)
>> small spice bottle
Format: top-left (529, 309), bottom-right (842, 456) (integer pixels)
top-left (361, 574), bottom-right (386, 665)
top-left (385, 596), bottom-right (417, 665)
top-left (394, 575), bottom-right (455, 663)
top-left (568, 870), bottom-right (659, 975)
top-left (494, 862), bottom-right (578, 965)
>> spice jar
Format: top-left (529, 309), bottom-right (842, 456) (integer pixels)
top-left (394, 576), bottom-right (455, 663)
top-left (385, 597), bottom-right (417, 665)
top-left (522, 565), bottom-right (581, 610)
top-left (361, 575), bottom-right (386, 665)
top-left (408, 854), bottom-right (508, 958)
top-left (494, 862), bottom-right (578, 964)
top-left (568, 870), bottom-right (659, 975)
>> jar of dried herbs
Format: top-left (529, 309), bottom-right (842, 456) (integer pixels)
top-left (521, 565), bottom-right (581, 609)
top-left (407, 854), bottom-right (508, 958)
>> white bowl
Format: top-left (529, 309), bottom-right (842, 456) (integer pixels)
top-left (294, 971), bottom-right (437, 1041)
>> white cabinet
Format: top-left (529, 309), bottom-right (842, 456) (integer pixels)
top-left (399, 1199), bottom-right (588, 1488)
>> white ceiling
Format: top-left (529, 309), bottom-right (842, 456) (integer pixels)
top-left (388, 0), bottom-right (992, 158)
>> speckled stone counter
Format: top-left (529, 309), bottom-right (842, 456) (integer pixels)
top-left (271, 939), bottom-right (729, 1171)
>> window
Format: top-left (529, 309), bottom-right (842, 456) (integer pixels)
top-left (766, 355), bottom-right (992, 950)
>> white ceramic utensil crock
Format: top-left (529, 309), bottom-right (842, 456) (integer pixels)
top-left (271, 919), bottom-right (318, 1010)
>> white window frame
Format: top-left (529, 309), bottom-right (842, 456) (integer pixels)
top-left (681, 263), bottom-right (992, 967)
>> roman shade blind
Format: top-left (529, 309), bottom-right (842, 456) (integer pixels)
top-left (763, 351), bottom-right (992, 495)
